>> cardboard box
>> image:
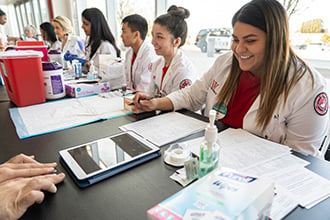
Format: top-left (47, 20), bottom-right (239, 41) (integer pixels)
top-left (147, 168), bottom-right (274, 220)
top-left (65, 81), bottom-right (110, 98)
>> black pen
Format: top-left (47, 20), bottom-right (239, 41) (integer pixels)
top-left (128, 96), bottom-right (155, 105)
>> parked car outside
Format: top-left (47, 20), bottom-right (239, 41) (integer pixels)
top-left (195, 28), bottom-right (232, 53)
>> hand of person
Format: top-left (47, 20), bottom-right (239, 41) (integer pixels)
top-left (0, 172), bottom-right (65, 220)
top-left (132, 92), bottom-right (158, 113)
top-left (0, 154), bottom-right (58, 183)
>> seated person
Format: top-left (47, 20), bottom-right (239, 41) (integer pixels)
top-left (133, 0), bottom-right (329, 157)
top-left (121, 14), bottom-right (157, 93)
top-left (40, 22), bottom-right (62, 50)
top-left (23, 25), bottom-right (38, 41)
top-left (81, 8), bottom-right (121, 72)
top-left (53, 15), bottom-right (85, 59)
top-left (148, 5), bottom-right (197, 97)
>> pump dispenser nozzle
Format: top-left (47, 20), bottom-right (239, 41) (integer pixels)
top-left (205, 110), bottom-right (217, 144)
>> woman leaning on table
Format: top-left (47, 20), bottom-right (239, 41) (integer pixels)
top-left (133, 0), bottom-right (329, 156)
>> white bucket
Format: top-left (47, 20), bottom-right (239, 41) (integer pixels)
top-left (43, 62), bottom-right (65, 99)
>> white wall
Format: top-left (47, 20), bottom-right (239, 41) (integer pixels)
top-left (51, 0), bottom-right (72, 20)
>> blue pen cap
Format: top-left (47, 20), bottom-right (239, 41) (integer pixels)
top-left (42, 61), bottom-right (63, 70)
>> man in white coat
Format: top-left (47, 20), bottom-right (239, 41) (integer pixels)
top-left (121, 14), bottom-right (157, 93)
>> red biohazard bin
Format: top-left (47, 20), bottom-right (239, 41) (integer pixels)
top-left (16, 41), bottom-right (48, 61)
top-left (0, 50), bottom-right (46, 107)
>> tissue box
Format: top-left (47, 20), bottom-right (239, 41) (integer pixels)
top-left (65, 81), bottom-right (110, 98)
top-left (147, 168), bottom-right (274, 220)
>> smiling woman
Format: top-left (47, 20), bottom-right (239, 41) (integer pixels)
top-left (133, 0), bottom-right (329, 157)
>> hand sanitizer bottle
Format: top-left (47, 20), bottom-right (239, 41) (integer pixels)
top-left (199, 109), bottom-right (220, 178)
top-left (87, 60), bottom-right (98, 80)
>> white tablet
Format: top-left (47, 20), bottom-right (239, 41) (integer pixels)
top-left (59, 131), bottom-right (160, 184)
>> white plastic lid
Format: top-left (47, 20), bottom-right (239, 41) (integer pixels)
top-left (0, 50), bottom-right (43, 59)
top-left (205, 110), bottom-right (218, 144)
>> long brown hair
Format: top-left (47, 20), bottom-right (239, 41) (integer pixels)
top-left (216, 0), bottom-right (313, 130)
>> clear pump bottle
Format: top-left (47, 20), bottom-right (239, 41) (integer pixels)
top-left (87, 60), bottom-right (97, 80)
top-left (199, 109), bottom-right (220, 178)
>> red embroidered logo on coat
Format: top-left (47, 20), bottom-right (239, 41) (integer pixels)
top-left (179, 79), bottom-right (192, 89)
top-left (148, 63), bottom-right (153, 72)
top-left (314, 92), bottom-right (328, 116)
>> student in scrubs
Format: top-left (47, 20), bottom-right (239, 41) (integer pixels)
top-left (121, 14), bottom-right (157, 93)
top-left (81, 8), bottom-right (121, 71)
top-left (133, 0), bottom-right (329, 156)
top-left (147, 5), bottom-right (197, 97)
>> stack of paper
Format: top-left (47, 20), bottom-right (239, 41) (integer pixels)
top-left (119, 112), bottom-right (207, 147)
top-left (178, 128), bottom-right (330, 219)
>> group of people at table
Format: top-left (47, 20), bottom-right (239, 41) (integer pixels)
top-left (0, 0), bottom-right (329, 219)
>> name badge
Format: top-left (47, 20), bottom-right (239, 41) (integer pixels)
top-left (212, 102), bottom-right (227, 120)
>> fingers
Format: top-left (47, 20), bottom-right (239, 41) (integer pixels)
top-left (0, 163), bottom-right (58, 183)
top-left (7, 153), bottom-right (37, 164)
top-left (10, 166), bottom-right (57, 179)
top-left (132, 92), bottom-right (149, 104)
top-left (10, 173), bottom-right (65, 220)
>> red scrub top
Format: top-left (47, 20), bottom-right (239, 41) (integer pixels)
top-left (220, 71), bottom-right (261, 128)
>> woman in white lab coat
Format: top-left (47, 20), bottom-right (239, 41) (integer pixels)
top-left (53, 16), bottom-right (85, 58)
top-left (148, 5), bottom-right (197, 97)
top-left (81, 8), bottom-right (120, 71)
top-left (133, 0), bottom-right (329, 156)
top-left (40, 22), bottom-right (62, 50)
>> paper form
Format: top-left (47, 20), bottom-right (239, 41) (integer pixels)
top-left (184, 128), bottom-right (291, 171)
top-left (9, 94), bottom-right (131, 139)
top-left (270, 185), bottom-right (298, 220)
top-left (265, 166), bottom-right (330, 209)
top-left (119, 112), bottom-right (207, 147)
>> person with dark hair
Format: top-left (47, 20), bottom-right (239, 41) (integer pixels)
top-left (133, 0), bottom-right (329, 157)
top-left (40, 22), bottom-right (61, 50)
top-left (121, 14), bottom-right (157, 93)
top-left (146, 5), bottom-right (197, 97)
top-left (0, 8), bottom-right (7, 50)
top-left (81, 7), bottom-right (120, 71)
top-left (0, 154), bottom-right (65, 220)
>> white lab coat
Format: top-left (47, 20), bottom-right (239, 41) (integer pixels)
top-left (49, 40), bottom-right (62, 51)
top-left (124, 41), bottom-right (157, 93)
top-left (149, 49), bottom-right (197, 96)
top-left (62, 34), bottom-right (85, 59)
top-left (167, 51), bottom-right (329, 156)
top-left (85, 40), bottom-right (117, 70)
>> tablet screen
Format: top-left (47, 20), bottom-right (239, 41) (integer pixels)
top-left (68, 133), bottom-right (152, 175)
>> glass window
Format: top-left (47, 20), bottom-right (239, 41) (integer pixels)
top-left (166, 0), bottom-right (330, 79)
top-left (25, 1), bottom-right (33, 25)
top-left (39, 0), bottom-right (49, 22)
top-left (32, 0), bottom-right (41, 26)
top-left (15, 5), bottom-right (23, 36)
top-left (19, 4), bottom-right (27, 28)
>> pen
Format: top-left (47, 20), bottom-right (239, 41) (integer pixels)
top-left (128, 96), bottom-right (155, 105)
